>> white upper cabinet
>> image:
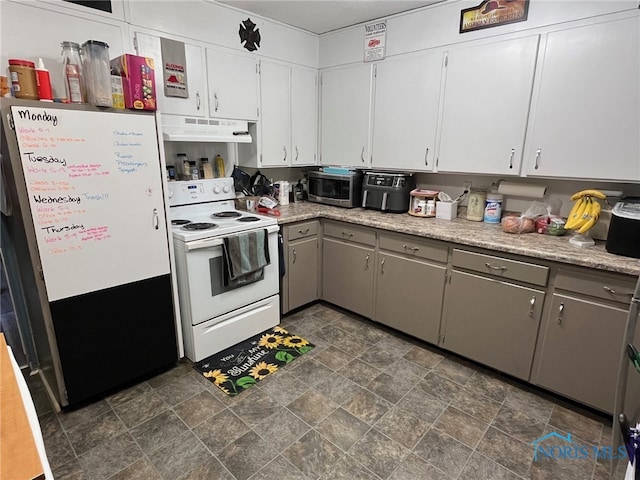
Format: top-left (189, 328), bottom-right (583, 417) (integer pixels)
top-left (135, 32), bottom-right (206, 117)
top-left (372, 51), bottom-right (444, 172)
top-left (206, 49), bottom-right (258, 121)
top-left (260, 61), bottom-right (291, 166)
top-left (291, 66), bottom-right (318, 166)
top-left (259, 62), bottom-right (317, 167)
top-left (523, 15), bottom-right (640, 181)
top-left (437, 36), bottom-right (539, 175)
top-left (320, 64), bottom-right (374, 167)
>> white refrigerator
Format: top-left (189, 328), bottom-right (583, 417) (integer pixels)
top-left (1, 98), bottom-right (178, 408)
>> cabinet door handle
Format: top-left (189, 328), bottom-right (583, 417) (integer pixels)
top-left (152, 208), bottom-right (159, 230)
top-left (424, 148), bottom-right (429, 166)
top-left (283, 146), bottom-right (287, 162)
top-left (214, 93), bottom-right (219, 112)
top-left (402, 244), bottom-right (419, 252)
top-left (534, 148), bottom-right (541, 170)
top-left (361, 146), bottom-right (365, 163)
top-left (365, 254), bottom-right (370, 270)
top-left (603, 286), bottom-right (634, 297)
top-left (295, 146), bottom-right (299, 162)
top-left (292, 248), bottom-right (296, 264)
top-left (380, 257), bottom-right (385, 274)
top-left (529, 296), bottom-right (536, 318)
top-left (484, 263), bottom-right (507, 272)
top-left (297, 228), bottom-right (310, 235)
top-left (509, 148), bottom-right (515, 169)
top-left (557, 302), bottom-right (565, 325)
top-left (341, 231), bottom-right (354, 238)
top-left (196, 91), bottom-right (201, 110)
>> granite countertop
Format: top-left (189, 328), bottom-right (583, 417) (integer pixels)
top-left (275, 202), bottom-right (640, 277)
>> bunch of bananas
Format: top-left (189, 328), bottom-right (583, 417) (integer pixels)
top-left (564, 189), bottom-right (607, 234)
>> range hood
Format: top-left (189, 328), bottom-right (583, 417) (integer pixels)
top-left (161, 115), bottom-right (253, 143)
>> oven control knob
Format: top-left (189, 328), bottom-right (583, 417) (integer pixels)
top-left (213, 186), bottom-right (221, 194)
top-left (223, 185), bottom-right (231, 193)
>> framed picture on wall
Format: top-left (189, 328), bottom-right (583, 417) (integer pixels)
top-left (460, 0), bottom-right (530, 34)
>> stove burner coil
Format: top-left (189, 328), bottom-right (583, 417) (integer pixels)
top-left (212, 211), bottom-right (242, 218)
top-left (237, 216), bottom-right (261, 222)
top-left (171, 219), bottom-right (191, 226)
top-left (182, 222), bottom-right (218, 231)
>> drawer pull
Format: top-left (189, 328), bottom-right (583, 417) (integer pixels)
top-left (365, 254), bottom-right (370, 270)
top-left (557, 303), bottom-right (565, 325)
top-left (342, 231), bottom-right (354, 238)
top-left (297, 228), bottom-right (310, 235)
top-left (403, 244), bottom-right (420, 252)
top-left (529, 296), bottom-right (536, 317)
top-left (292, 248), bottom-right (297, 264)
top-left (603, 286), bottom-right (634, 297)
top-left (485, 263), bottom-right (507, 272)
top-left (380, 257), bottom-right (385, 274)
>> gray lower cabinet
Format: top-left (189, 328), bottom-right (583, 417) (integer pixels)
top-left (374, 233), bottom-right (448, 344)
top-left (441, 249), bottom-right (548, 381)
top-left (282, 221), bottom-right (319, 313)
top-left (531, 268), bottom-right (635, 413)
top-left (322, 221), bottom-right (375, 318)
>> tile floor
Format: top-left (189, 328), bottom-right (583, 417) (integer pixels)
top-left (26, 302), bottom-right (627, 480)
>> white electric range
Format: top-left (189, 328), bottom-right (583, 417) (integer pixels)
top-left (167, 178), bottom-right (280, 362)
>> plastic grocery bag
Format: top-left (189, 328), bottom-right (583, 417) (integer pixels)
top-left (501, 201), bottom-right (549, 234)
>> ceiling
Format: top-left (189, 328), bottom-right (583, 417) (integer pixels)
top-left (214, 1), bottom-right (447, 35)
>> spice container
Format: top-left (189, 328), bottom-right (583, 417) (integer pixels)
top-left (61, 41), bottom-right (84, 103)
top-left (8, 59), bottom-right (38, 100)
top-left (201, 158), bottom-right (214, 179)
top-left (466, 189), bottom-right (486, 222)
top-left (177, 153), bottom-right (189, 180)
top-left (189, 160), bottom-right (199, 180)
top-left (81, 40), bottom-right (113, 107)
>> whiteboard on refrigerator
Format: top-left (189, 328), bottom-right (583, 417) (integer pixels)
top-left (11, 105), bottom-right (170, 301)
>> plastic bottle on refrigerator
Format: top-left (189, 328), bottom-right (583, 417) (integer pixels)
top-left (61, 41), bottom-right (84, 103)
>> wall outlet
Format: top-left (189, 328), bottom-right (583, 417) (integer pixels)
top-left (463, 181), bottom-right (473, 193)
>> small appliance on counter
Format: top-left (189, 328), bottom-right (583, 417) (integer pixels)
top-left (307, 168), bottom-right (363, 208)
top-left (362, 171), bottom-right (416, 213)
top-left (606, 197), bottom-right (640, 258)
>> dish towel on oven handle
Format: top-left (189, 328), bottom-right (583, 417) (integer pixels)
top-left (222, 229), bottom-right (271, 287)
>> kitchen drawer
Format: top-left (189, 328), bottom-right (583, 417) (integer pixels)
top-left (287, 221), bottom-right (318, 241)
top-left (452, 249), bottom-right (549, 287)
top-left (379, 232), bottom-right (448, 263)
top-left (555, 268), bottom-right (635, 304)
top-left (323, 221), bottom-right (376, 246)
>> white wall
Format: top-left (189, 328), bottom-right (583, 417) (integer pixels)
top-left (127, 0), bottom-right (319, 68)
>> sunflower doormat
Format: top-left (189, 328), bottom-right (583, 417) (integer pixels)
top-left (193, 326), bottom-right (314, 396)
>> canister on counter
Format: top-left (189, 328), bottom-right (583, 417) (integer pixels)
top-left (483, 193), bottom-right (503, 223)
top-left (8, 59), bottom-right (38, 100)
top-left (466, 189), bottom-right (486, 222)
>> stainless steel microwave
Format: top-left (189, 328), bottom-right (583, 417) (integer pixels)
top-left (307, 170), bottom-right (364, 208)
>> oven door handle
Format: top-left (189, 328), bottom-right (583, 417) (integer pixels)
top-left (183, 225), bottom-right (279, 252)
top-left (184, 238), bottom-right (224, 251)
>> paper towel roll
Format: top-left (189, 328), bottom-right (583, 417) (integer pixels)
top-left (497, 181), bottom-right (547, 199)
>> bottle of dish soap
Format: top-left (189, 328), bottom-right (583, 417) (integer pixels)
top-left (214, 154), bottom-right (225, 178)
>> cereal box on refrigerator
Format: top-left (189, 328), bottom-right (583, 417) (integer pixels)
top-left (109, 54), bottom-right (156, 110)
